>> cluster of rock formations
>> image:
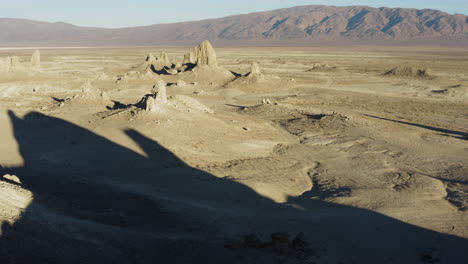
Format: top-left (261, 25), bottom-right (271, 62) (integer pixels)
top-left (146, 51), bottom-right (173, 71)
top-left (384, 66), bottom-right (431, 78)
top-left (119, 40), bottom-right (235, 84)
top-left (306, 63), bottom-right (335, 71)
top-left (65, 40), bottom-right (284, 114)
top-left (126, 78), bottom-right (214, 115)
top-left (0, 50), bottom-right (41, 74)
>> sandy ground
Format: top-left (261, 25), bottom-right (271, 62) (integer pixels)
top-left (0, 46), bottom-right (467, 264)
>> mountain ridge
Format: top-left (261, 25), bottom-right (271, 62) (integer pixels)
top-left (1, 5), bottom-right (467, 47)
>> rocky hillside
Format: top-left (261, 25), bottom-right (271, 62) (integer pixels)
top-left (1, 5), bottom-right (467, 46)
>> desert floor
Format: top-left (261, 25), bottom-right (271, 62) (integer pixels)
top-left (0, 46), bottom-right (467, 264)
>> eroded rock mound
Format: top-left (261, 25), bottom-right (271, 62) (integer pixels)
top-left (384, 66), bottom-right (431, 78)
top-left (306, 63), bottom-right (335, 71)
top-left (82, 79), bottom-right (95, 94)
top-left (125, 52), bottom-right (175, 79)
top-left (155, 52), bottom-right (171, 66)
top-left (55, 79), bottom-right (111, 109)
top-left (78, 79), bottom-right (111, 104)
top-left (129, 80), bottom-right (215, 114)
top-left (0, 57), bottom-right (12, 73)
top-left (1, 51), bottom-right (42, 74)
top-left (146, 51), bottom-right (172, 69)
top-left (176, 80), bottom-right (187, 87)
top-left (175, 41), bottom-right (236, 85)
top-left (144, 80), bottom-right (168, 113)
top-left (119, 41), bottom-right (234, 86)
top-left (226, 62), bottom-right (280, 88)
top-left (146, 53), bottom-right (157, 62)
top-left (30, 50), bottom-right (41, 72)
top-left (183, 40), bottom-right (217, 67)
top-left (9, 56), bottom-right (25, 72)
top-left (248, 62), bottom-right (261, 76)
top-left (153, 80), bottom-right (168, 104)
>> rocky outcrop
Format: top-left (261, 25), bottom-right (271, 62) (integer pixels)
top-left (9, 56), bottom-right (24, 72)
top-left (30, 50), bottom-right (41, 71)
top-left (145, 80), bottom-right (168, 112)
top-left (182, 40), bottom-right (217, 67)
top-left (154, 80), bottom-right (168, 103)
top-left (384, 66), bottom-right (431, 78)
top-left (248, 62), bottom-right (261, 76)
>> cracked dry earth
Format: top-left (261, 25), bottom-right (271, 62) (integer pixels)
top-left (0, 46), bottom-right (467, 264)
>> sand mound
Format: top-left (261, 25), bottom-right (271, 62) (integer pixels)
top-left (77, 79), bottom-right (111, 103)
top-left (117, 68), bottom-right (160, 82)
top-left (172, 95), bottom-right (214, 113)
top-left (384, 66), bottom-right (431, 78)
top-left (96, 72), bottom-right (110, 80)
top-left (237, 102), bottom-right (305, 119)
top-left (81, 79), bottom-right (95, 94)
top-left (226, 62), bottom-right (280, 88)
top-left (55, 79), bottom-right (111, 109)
top-left (178, 65), bottom-right (235, 86)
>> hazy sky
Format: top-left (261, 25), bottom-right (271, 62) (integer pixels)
top-left (2, 0), bottom-right (467, 28)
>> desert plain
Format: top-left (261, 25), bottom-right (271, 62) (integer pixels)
top-left (0, 44), bottom-right (467, 263)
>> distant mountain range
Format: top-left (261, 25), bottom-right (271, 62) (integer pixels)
top-left (1, 5), bottom-right (467, 47)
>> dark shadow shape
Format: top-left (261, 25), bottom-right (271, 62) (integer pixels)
top-left (446, 84), bottom-right (462, 89)
top-left (182, 63), bottom-right (197, 72)
top-left (344, 9), bottom-right (370, 32)
top-left (431, 89), bottom-right (448, 94)
top-left (149, 64), bottom-right (175, 75)
top-left (229, 71), bottom-right (242, 78)
top-left (51, 96), bottom-right (66, 103)
top-left (381, 14), bottom-right (404, 34)
top-left (225, 103), bottom-right (251, 110)
top-left (304, 114), bottom-right (327, 120)
top-left (106, 100), bottom-right (130, 110)
top-left (365, 114), bottom-right (468, 140)
top-left (1, 110), bottom-right (467, 263)
top-left (133, 94), bottom-right (153, 109)
top-left (300, 173), bottom-right (352, 200)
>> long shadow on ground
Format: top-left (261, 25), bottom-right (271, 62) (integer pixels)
top-left (365, 114), bottom-right (468, 140)
top-left (1, 111), bottom-right (467, 263)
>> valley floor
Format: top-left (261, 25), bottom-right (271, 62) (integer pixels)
top-left (0, 46), bottom-right (467, 264)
